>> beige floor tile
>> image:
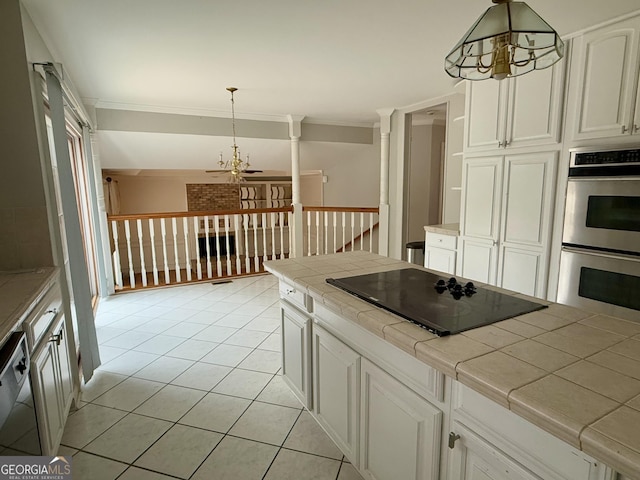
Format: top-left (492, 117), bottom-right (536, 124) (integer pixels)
top-left (197, 325), bottom-right (239, 343)
top-left (135, 424), bottom-right (223, 479)
top-left (119, 466), bottom-right (178, 480)
top-left (462, 325), bottom-right (524, 349)
top-left (93, 377), bottom-right (165, 411)
top-left (56, 445), bottom-right (77, 456)
top-left (179, 392), bottom-right (251, 433)
top-left (214, 313), bottom-right (255, 328)
top-left (627, 394), bottom-right (640, 411)
top-left (509, 375), bottom-right (618, 447)
top-left (200, 344), bottom-right (253, 367)
top-left (84, 413), bottom-right (172, 463)
top-left (170, 362), bottom-right (232, 391)
top-left (588, 350), bottom-right (640, 381)
top-left (264, 448), bottom-right (341, 480)
top-left (243, 315), bottom-right (281, 332)
top-left (492, 319), bottom-right (546, 338)
top-left (60, 404), bottom-right (127, 448)
top-left (457, 351), bottom-right (546, 407)
top-left (185, 310), bottom-right (227, 325)
top-left (161, 321), bottom-right (208, 338)
top-left (257, 375), bottom-right (303, 409)
top-left (229, 401), bottom-right (300, 446)
top-left (132, 356), bottom-right (195, 383)
top-left (258, 333), bottom-right (281, 352)
top-left (100, 350), bottom-right (160, 376)
top-left (224, 329), bottom-right (271, 348)
top-left (191, 436), bottom-right (278, 480)
top-left (608, 338), bottom-right (640, 362)
top-left (338, 463), bottom-right (365, 480)
top-left (212, 368), bottom-right (273, 399)
top-left (80, 370), bottom-right (127, 402)
top-left (103, 330), bottom-right (156, 349)
top-left (501, 340), bottom-right (579, 372)
top-left (284, 411), bottom-right (343, 459)
top-left (134, 384), bottom-right (207, 422)
top-left (97, 345), bottom-right (128, 364)
top-left (556, 360), bottom-right (640, 403)
top-left (133, 334), bottom-right (186, 355)
top-left (239, 349), bottom-right (282, 374)
top-left (165, 339), bottom-right (218, 361)
top-left (516, 310), bottom-right (575, 331)
top-left (71, 452), bottom-right (127, 480)
top-left (579, 315), bottom-right (640, 337)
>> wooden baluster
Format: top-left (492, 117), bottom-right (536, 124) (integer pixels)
top-left (279, 212), bottom-right (285, 259)
top-left (271, 212), bottom-right (277, 260)
top-left (252, 213), bottom-right (259, 272)
top-left (224, 215), bottom-right (232, 275)
top-left (123, 220), bottom-right (135, 288)
top-left (172, 217), bottom-right (181, 283)
top-left (315, 211), bottom-right (321, 256)
top-left (360, 212), bottom-right (365, 251)
top-left (262, 212), bottom-right (268, 265)
top-left (204, 216), bottom-right (212, 278)
top-left (333, 211), bottom-right (337, 253)
top-left (160, 218), bottom-right (170, 284)
top-left (111, 220), bottom-right (123, 288)
top-left (148, 219), bottom-right (159, 286)
top-left (351, 212), bottom-right (355, 252)
top-left (194, 216), bottom-right (202, 280)
top-left (342, 212), bottom-right (346, 254)
top-left (307, 210), bottom-right (311, 256)
top-left (234, 214), bottom-right (242, 274)
top-left (243, 214), bottom-right (251, 272)
top-left (214, 215), bottom-right (222, 277)
top-left (183, 217), bottom-right (192, 282)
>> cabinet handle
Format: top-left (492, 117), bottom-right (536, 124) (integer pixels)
top-left (448, 432), bottom-right (461, 449)
top-left (285, 287), bottom-right (295, 295)
top-left (50, 333), bottom-right (62, 346)
top-left (45, 308), bottom-right (58, 315)
top-left (634, 124), bottom-right (639, 133)
top-left (503, 140), bottom-right (510, 148)
top-left (622, 125), bottom-right (629, 134)
top-left (498, 141), bottom-right (504, 148)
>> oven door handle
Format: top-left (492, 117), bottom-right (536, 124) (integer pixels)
top-left (561, 245), bottom-right (640, 262)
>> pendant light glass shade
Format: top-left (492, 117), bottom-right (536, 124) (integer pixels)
top-left (445, 0), bottom-right (564, 80)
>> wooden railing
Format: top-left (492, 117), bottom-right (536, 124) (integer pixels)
top-left (107, 205), bottom-right (379, 291)
top-left (108, 207), bottom-right (293, 290)
top-left (302, 206), bottom-right (379, 256)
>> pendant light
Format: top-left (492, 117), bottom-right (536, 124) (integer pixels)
top-left (445, 0), bottom-right (564, 81)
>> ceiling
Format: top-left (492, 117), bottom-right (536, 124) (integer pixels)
top-left (21, 0), bottom-right (640, 126)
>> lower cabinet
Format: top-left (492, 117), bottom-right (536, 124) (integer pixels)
top-left (281, 299), bottom-right (313, 409)
top-left (31, 313), bottom-right (73, 455)
top-left (360, 359), bottom-right (442, 480)
top-left (312, 324), bottom-right (360, 465)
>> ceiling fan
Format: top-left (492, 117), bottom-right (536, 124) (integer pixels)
top-left (205, 169), bottom-right (263, 175)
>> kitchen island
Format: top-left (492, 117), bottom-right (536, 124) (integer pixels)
top-left (265, 251), bottom-right (640, 480)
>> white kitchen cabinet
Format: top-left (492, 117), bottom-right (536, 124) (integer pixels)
top-left (360, 358), bottom-right (442, 480)
top-left (567, 15), bottom-right (640, 141)
top-left (425, 232), bottom-right (458, 275)
top-left (465, 62), bottom-right (565, 151)
top-left (312, 324), bottom-right (360, 465)
top-left (281, 299), bottom-right (312, 409)
top-left (459, 152), bottom-right (556, 297)
top-left (31, 313), bottom-right (73, 455)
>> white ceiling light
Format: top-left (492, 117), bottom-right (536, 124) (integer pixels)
top-left (445, 0), bottom-right (564, 81)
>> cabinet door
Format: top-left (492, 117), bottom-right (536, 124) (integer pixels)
top-left (497, 246), bottom-right (544, 297)
top-left (313, 324), bottom-right (360, 465)
top-left (448, 422), bottom-right (540, 480)
top-left (54, 315), bottom-right (74, 416)
top-left (465, 81), bottom-right (507, 150)
top-left (425, 247), bottom-right (456, 275)
top-left (281, 301), bottom-right (312, 409)
top-left (360, 359), bottom-right (442, 480)
top-left (505, 62), bottom-right (564, 148)
top-left (570, 17), bottom-right (640, 140)
top-left (461, 157), bottom-right (503, 241)
top-left (31, 340), bottom-right (63, 455)
top-left (459, 238), bottom-right (497, 284)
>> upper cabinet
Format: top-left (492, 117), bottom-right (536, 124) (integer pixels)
top-left (465, 61), bottom-right (566, 152)
top-left (567, 15), bottom-right (640, 142)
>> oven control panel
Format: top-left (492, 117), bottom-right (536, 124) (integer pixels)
top-left (569, 148), bottom-right (640, 177)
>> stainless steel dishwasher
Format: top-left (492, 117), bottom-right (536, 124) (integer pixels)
top-left (0, 332), bottom-right (41, 455)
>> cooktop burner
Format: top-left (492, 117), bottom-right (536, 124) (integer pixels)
top-left (326, 268), bottom-right (547, 336)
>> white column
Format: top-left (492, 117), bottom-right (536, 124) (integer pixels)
top-left (377, 108), bottom-right (394, 257)
top-left (288, 115), bottom-right (305, 257)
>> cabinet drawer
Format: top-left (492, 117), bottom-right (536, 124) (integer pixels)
top-left (279, 281), bottom-right (312, 313)
top-left (426, 232), bottom-right (457, 250)
top-left (23, 284), bottom-right (63, 352)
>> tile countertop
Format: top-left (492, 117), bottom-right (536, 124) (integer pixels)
top-left (423, 223), bottom-right (460, 236)
top-left (264, 251), bottom-right (640, 479)
top-left (0, 267), bottom-right (58, 346)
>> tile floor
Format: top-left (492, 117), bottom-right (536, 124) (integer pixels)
top-left (61, 274), bottom-right (363, 480)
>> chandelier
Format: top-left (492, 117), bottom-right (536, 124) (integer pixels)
top-left (218, 87), bottom-right (250, 182)
top-left (444, 0), bottom-right (564, 81)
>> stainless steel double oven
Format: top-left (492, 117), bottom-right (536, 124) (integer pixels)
top-left (558, 146), bottom-right (640, 322)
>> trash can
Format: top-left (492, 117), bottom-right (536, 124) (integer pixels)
top-left (406, 241), bottom-right (425, 266)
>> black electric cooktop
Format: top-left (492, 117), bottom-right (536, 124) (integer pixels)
top-left (326, 268), bottom-right (547, 336)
